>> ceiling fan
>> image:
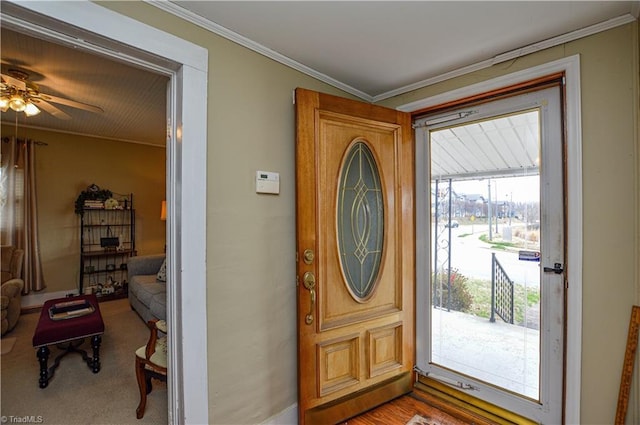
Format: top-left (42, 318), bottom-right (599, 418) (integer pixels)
top-left (0, 69), bottom-right (103, 120)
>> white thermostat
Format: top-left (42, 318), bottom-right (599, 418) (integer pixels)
top-left (256, 171), bottom-right (280, 195)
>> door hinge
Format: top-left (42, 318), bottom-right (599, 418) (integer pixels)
top-left (413, 365), bottom-right (428, 377)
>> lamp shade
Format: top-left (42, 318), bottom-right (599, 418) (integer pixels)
top-left (160, 200), bottom-right (167, 221)
top-left (9, 95), bottom-right (26, 112)
top-left (24, 102), bottom-right (40, 116)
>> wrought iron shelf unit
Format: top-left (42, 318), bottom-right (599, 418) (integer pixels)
top-left (79, 193), bottom-right (136, 299)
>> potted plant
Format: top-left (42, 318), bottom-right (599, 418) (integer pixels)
top-left (74, 184), bottom-right (113, 215)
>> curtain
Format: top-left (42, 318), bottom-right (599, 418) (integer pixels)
top-left (1, 137), bottom-right (46, 293)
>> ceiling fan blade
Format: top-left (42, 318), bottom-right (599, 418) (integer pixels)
top-left (39, 93), bottom-right (104, 114)
top-left (35, 99), bottom-right (72, 120)
top-left (1, 73), bottom-right (27, 90)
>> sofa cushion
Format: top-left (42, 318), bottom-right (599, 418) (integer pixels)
top-left (127, 253), bottom-right (167, 323)
top-left (149, 293), bottom-right (167, 321)
top-left (129, 275), bottom-right (165, 308)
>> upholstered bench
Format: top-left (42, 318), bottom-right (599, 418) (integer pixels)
top-left (32, 294), bottom-right (104, 388)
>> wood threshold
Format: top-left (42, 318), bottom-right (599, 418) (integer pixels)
top-left (342, 387), bottom-right (501, 425)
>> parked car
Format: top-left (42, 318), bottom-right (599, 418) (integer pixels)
top-left (444, 220), bottom-right (459, 228)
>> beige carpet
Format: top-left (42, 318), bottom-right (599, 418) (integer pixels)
top-left (0, 298), bottom-right (167, 424)
top-left (1, 336), bottom-right (17, 355)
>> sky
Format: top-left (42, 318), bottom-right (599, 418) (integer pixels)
top-left (449, 175), bottom-right (540, 203)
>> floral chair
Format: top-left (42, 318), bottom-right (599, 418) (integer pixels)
top-left (135, 319), bottom-right (167, 419)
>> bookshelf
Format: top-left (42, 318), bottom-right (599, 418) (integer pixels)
top-left (79, 193), bottom-right (135, 299)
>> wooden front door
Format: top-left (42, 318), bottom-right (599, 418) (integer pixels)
top-left (296, 88), bottom-right (415, 425)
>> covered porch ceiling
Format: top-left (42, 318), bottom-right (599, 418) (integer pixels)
top-left (428, 110), bottom-right (540, 181)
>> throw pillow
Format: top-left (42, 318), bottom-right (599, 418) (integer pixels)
top-left (157, 259), bottom-right (167, 282)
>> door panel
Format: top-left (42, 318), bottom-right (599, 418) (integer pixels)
top-left (319, 112), bottom-right (402, 329)
top-left (296, 88), bottom-right (414, 425)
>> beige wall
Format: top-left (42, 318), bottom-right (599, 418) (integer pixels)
top-left (1, 125), bottom-right (166, 295)
top-left (97, 2), bottom-right (358, 424)
top-left (99, 3), bottom-right (639, 424)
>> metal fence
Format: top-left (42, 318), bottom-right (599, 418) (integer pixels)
top-left (490, 252), bottom-right (515, 324)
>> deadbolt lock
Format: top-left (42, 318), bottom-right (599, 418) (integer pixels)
top-left (303, 249), bottom-right (314, 265)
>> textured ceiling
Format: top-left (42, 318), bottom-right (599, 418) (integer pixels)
top-left (1, 26), bottom-right (168, 146)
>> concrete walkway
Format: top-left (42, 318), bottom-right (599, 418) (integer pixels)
top-left (431, 307), bottom-right (540, 399)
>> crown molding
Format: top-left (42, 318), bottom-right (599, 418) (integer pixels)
top-left (489, 14), bottom-right (636, 66)
top-left (0, 120), bottom-right (165, 147)
top-left (146, 0), bottom-right (373, 102)
top-left (373, 13), bottom-right (637, 102)
top-left (631, 1), bottom-right (640, 18)
top-left (148, 2), bottom-right (637, 105)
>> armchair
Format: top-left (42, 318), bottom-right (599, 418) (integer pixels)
top-left (1, 245), bottom-right (25, 335)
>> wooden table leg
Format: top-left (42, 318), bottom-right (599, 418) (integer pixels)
top-left (37, 346), bottom-right (50, 388)
top-left (91, 334), bottom-right (102, 373)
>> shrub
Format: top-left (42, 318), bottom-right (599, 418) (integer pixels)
top-left (512, 227), bottom-right (539, 243)
top-left (432, 268), bottom-right (473, 312)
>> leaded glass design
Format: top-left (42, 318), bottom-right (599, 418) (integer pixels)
top-left (337, 141), bottom-right (384, 301)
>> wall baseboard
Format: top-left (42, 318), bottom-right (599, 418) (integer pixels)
top-left (21, 290), bottom-right (78, 311)
top-left (261, 403), bottom-right (298, 425)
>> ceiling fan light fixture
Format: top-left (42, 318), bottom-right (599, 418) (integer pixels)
top-left (24, 102), bottom-right (41, 117)
top-left (9, 94), bottom-right (26, 112)
top-left (2, 69), bottom-right (102, 119)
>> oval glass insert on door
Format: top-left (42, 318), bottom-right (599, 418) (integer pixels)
top-left (337, 141), bottom-right (384, 302)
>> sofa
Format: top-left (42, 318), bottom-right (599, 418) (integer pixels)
top-left (1, 246), bottom-right (25, 335)
top-left (127, 254), bottom-right (167, 323)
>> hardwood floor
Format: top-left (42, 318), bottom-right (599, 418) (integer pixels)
top-left (340, 389), bottom-right (495, 425)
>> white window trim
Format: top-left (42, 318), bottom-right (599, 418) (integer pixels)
top-left (399, 55), bottom-right (583, 425)
top-left (5, 1), bottom-right (209, 424)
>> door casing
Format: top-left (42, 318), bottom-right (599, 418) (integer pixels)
top-left (416, 84), bottom-right (564, 423)
top-left (2, 2), bottom-right (210, 423)
top-left (400, 56), bottom-right (583, 424)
